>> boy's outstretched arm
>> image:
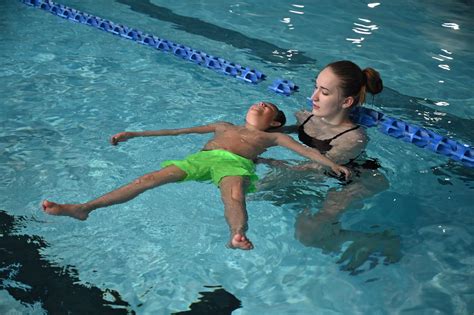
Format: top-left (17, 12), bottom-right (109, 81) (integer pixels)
top-left (273, 133), bottom-right (351, 180)
top-left (110, 123), bottom-right (222, 145)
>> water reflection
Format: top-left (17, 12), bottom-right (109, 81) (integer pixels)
top-left (347, 18), bottom-right (379, 47)
top-left (283, 4), bottom-right (306, 31)
top-left (117, 0), bottom-right (317, 66)
top-left (432, 48), bottom-right (453, 71)
top-left (442, 22), bottom-right (460, 30)
top-left (368, 3), bottom-right (381, 9)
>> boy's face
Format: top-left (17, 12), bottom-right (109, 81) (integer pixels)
top-left (246, 102), bottom-right (279, 128)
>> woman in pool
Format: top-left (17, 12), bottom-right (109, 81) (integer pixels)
top-left (293, 60), bottom-right (383, 167)
top-left (260, 60), bottom-right (400, 270)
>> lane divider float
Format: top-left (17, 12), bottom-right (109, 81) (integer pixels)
top-left (351, 106), bottom-right (473, 167)
top-left (21, 0), bottom-right (298, 94)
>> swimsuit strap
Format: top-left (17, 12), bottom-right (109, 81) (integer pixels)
top-left (300, 115), bottom-right (359, 140)
top-left (300, 114), bottom-right (314, 127)
top-left (328, 125), bottom-right (360, 141)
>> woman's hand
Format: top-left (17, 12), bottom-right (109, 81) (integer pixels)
top-left (330, 164), bottom-right (351, 181)
top-left (110, 132), bottom-right (134, 145)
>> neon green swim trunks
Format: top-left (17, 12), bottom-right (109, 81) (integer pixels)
top-left (160, 150), bottom-right (258, 192)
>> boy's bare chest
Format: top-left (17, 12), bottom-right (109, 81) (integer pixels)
top-left (217, 128), bottom-right (269, 145)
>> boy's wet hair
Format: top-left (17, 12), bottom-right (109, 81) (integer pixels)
top-left (266, 102), bottom-right (286, 130)
top-left (273, 109), bottom-right (287, 129)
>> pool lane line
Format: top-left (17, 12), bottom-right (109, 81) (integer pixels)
top-left (349, 106), bottom-right (474, 167)
top-left (116, 0), bottom-right (317, 66)
top-left (20, 0), bottom-right (473, 167)
top-left (20, 0), bottom-right (299, 97)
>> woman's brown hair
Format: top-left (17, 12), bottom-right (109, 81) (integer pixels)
top-left (326, 60), bottom-right (383, 105)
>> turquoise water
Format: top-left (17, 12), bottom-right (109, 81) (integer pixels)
top-left (1, 1), bottom-right (473, 314)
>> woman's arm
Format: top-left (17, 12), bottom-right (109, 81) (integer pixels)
top-left (273, 133), bottom-right (351, 179)
top-left (269, 125), bottom-right (298, 134)
top-left (110, 123), bottom-right (222, 145)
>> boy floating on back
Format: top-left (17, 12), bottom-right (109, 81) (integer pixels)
top-left (43, 102), bottom-right (350, 250)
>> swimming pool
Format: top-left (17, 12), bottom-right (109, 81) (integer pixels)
top-left (1, 0), bottom-right (473, 314)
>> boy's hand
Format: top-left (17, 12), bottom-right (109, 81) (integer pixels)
top-left (330, 164), bottom-right (351, 181)
top-left (110, 132), bottom-right (133, 145)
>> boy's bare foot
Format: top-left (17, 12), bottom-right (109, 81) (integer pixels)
top-left (228, 233), bottom-right (254, 250)
top-left (42, 200), bottom-right (89, 221)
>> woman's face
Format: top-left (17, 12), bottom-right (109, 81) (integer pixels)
top-left (310, 67), bottom-right (347, 119)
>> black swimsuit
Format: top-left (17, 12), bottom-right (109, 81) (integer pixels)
top-left (298, 115), bottom-right (360, 154)
top-left (297, 115), bottom-right (380, 179)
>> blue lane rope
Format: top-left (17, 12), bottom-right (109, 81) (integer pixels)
top-left (20, 0), bottom-right (290, 88)
top-left (303, 99), bottom-right (473, 168)
top-left (351, 107), bottom-right (474, 167)
top-left (268, 79), bottom-right (299, 96)
top-left (21, 0), bottom-right (473, 168)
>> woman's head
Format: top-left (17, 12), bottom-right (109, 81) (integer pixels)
top-left (310, 60), bottom-right (383, 122)
top-left (325, 60), bottom-right (383, 106)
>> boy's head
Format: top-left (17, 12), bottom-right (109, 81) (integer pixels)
top-left (246, 102), bottom-right (286, 130)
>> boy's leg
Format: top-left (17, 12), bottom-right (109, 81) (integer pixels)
top-left (219, 176), bottom-right (253, 250)
top-left (42, 165), bottom-right (187, 220)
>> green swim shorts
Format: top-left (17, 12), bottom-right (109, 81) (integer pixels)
top-left (160, 150), bottom-right (258, 192)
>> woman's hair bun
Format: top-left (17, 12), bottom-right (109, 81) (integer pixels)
top-left (363, 68), bottom-right (383, 95)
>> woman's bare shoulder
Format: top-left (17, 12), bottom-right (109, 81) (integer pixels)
top-left (295, 110), bottom-right (312, 124)
top-left (350, 125), bottom-right (368, 141)
top-left (330, 125), bottom-right (368, 157)
top-left (327, 137), bottom-right (366, 164)
top-left (336, 125), bottom-right (368, 146)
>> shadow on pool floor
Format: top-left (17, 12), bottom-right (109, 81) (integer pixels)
top-left (0, 210), bottom-right (241, 315)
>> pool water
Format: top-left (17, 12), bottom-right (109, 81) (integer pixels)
top-left (1, 0), bottom-right (473, 314)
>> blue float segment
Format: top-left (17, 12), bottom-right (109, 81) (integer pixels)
top-left (377, 117), bottom-right (474, 167)
top-left (378, 117), bottom-right (408, 138)
top-left (127, 29), bottom-right (144, 42)
top-left (424, 134), bottom-right (474, 167)
top-left (72, 12), bottom-right (88, 24)
top-left (203, 55), bottom-right (222, 69)
top-left (220, 62), bottom-right (239, 76)
top-left (54, 5), bottom-right (74, 19)
top-left (141, 35), bottom-right (157, 46)
top-left (155, 39), bottom-right (171, 51)
top-left (98, 20), bottom-right (114, 32)
top-left (378, 117), bottom-right (433, 146)
top-left (170, 43), bottom-right (190, 58)
top-left (237, 68), bottom-right (262, 84)
top-left (268, 79), bottom-right (299, 96)
top-left (39, 1), bottom-right (52, 10)
top-left (187, 50), bottom-right (204, 64)
top-left (349, 107), bottom-right (384, 128)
